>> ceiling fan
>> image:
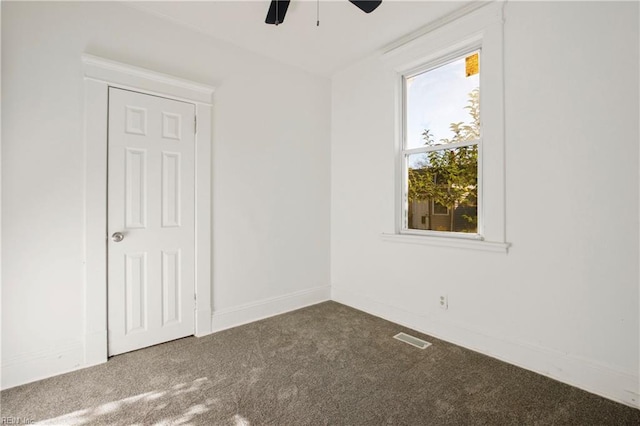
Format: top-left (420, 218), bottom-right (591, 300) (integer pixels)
top-left (266, 0), bottom-right (382, 25)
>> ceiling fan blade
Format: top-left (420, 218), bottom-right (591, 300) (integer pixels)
top-left (348, 0), bottom-right (382, 14)
top-left (266, 0), bottom-right (291, 25)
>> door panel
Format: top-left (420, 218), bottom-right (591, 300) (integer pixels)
top-left (108, 88), bottom-right (196, 356)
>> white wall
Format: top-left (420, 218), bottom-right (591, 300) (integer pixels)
top-left (3, 0), bottom-right (638, 408)
top-left (1, 1), bottom-right (330, 388)
top-left (331, 1), bottom-right (639, 408)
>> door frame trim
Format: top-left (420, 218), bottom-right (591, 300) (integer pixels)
top-left (82, 54), bottom-right (214, 366)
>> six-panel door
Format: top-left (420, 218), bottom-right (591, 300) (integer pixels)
top-left (107, 88), bottom-right (196, 356)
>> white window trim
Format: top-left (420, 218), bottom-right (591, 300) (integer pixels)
top-left (381, 1), bottom-right (509, 253)
top-left (381, 232), bottom-right (510, 253)
top-left (82, 54), bottom-right (215, 367)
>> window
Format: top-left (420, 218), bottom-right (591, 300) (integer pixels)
top-left (402, 51), bottom-right (481, 235)
top-left (432, 201), bottom-right (450, 216)
top-left (381, 2), bottom-right (509, 251)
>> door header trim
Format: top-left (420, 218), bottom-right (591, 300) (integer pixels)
top-left (82, 54), bottom-right (215, 106)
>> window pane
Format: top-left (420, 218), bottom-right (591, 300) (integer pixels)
top-left (432, 201), bottom-right (449, 215)
top-left (406, 147), bottom-right (478, 233)
top-left (405, 52), bottom-right (480, 149)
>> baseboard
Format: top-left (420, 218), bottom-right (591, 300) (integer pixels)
top-left (211, 285), bottom-right (331, 333)
top-left (1, 340), bottom-right (85, 390)
top-left (332, 286), bottom-right (639, 409)
top-left (2, 288), bottom-right (329, 390)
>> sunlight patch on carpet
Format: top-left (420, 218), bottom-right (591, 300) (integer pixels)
top-left (38, 377), bottom-right (211, 425)
top-left (234, 414), bottom-right (251, 425)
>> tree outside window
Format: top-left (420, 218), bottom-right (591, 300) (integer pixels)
top-left (404, 52), bottom-right (480, 233)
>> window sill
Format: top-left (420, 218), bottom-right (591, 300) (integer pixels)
top-left (380, 233), bottom-right (510, 253)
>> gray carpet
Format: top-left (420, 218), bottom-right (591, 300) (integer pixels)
top-left (1, 301), bottom-right (638, 425)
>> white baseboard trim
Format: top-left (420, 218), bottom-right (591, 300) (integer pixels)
top-left (211, 285), bottom-right (331, 333)
top-left (1, 340), bottom-right (85, 390)
top-left (332, 286), bottom-right (639, 409)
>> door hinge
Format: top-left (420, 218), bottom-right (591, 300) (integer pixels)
top-left (194, 293), bottom-right (197, 310)
top-left (194, 116), bottom-right (197, 134)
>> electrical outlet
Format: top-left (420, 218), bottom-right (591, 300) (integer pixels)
top-left (439, 295), bottom-right (448, 310)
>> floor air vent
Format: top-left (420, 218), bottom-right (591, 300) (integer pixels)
top-left (393, 332), bottom-right (432, 349)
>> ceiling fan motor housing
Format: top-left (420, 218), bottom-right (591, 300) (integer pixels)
top-left (265, 0), bottom-right (382, 25)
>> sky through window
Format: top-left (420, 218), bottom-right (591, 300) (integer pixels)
top-left (405, 54), bottom-right (480, 150)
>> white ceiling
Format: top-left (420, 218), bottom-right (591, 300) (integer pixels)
top-left (128, 1), bottom-right (471, 76)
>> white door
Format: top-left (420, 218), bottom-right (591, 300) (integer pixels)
top-left (107, 88), bottom-right (196, 356)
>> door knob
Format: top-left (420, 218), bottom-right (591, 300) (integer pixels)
top-left (111, 232), bottom-right (124, 242)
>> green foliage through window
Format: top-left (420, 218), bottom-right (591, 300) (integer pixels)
top-left (407, 88), bottom-right (479, 233)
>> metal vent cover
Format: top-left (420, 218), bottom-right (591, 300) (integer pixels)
top-left (393, 332), bottom-right (432, 349)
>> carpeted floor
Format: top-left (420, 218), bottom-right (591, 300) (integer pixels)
top-left (1, 301), bottom-right (639, 425)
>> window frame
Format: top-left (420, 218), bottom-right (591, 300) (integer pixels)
top-left (380, 1), bottom-right (509, 252)
top-left (400, 48), bottom-right (483, 238)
